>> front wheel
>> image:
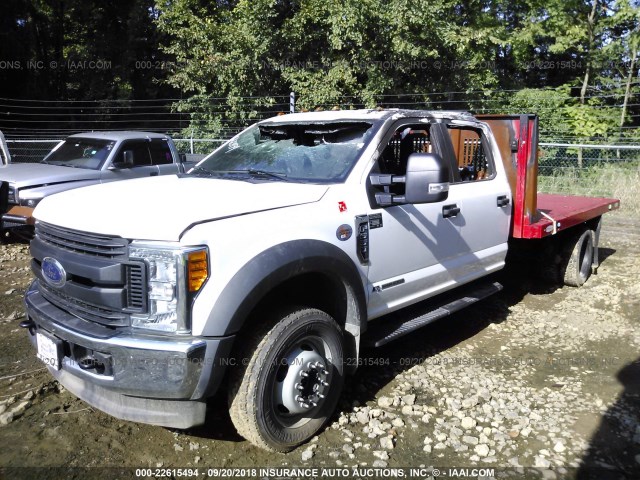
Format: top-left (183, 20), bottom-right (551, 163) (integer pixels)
top-left (228, 308), bottom-right (344, 452)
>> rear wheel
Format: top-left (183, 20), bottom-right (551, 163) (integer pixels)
top-left (229, 308), bottom-right (344, 452)
top-left (561, 229), bottom-right (594, 287)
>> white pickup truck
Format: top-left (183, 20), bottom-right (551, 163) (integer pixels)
top-left (21, 109), bottom-right (619, 452)
top-left (0, 131), bottom-right (188, 237)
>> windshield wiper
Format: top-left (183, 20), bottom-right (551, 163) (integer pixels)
top-left (188, 167), bottom-right (289, 182)
top-left (48, 162), bottom-right (81, 168)
top-left (189, 166), bottom-right (224, 177)
top-left (227, 169), bottom-right (289, 182)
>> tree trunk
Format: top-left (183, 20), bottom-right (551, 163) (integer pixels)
top-left (620, 40), bottom-right (638, 130)
top-left (619, 31), bottom-right (638, 160)
top-left (580, 0), bottom-right (600, 106)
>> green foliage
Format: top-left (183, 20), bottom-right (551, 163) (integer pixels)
top-left (153, 0), bottom-right (638, 138)
top-left (3, 0), bottom-right (636, 139)
top-left (0, 0), bottom-right (175, 100)
top-left (565, 102), bottom-right (621, 139)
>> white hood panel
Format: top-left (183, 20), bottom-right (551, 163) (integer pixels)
top-left (33, 175), bottom-right (328, 241)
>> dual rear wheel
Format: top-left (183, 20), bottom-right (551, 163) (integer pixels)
top-left (561, 229), bottom-right (595, 287)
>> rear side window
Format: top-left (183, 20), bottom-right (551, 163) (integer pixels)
top-left (117, 138), bottom-right (173, 166)
top-left (148, 139), bottom-right (173, 165)
top-left (447, 126), bottom-right (494, 182)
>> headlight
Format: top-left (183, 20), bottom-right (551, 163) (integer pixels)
top-left (129, 243), bottom-right (209, 334)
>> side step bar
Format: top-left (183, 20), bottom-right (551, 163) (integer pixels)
top-left (364, 281), bottom-right (503, 348)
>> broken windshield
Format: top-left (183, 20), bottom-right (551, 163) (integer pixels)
top-left (192, 122), bottom-right (375, 183)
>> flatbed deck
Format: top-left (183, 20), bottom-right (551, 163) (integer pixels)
top-left (519, 193), bottom-right (620, 239)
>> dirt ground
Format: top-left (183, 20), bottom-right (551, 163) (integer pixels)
top-left (0, 214), bottom-right (638, 480)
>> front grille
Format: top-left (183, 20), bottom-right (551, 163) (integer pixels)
top-left (40, 282), bottom-right (128, 327)
top-left (36, 221), bottom-right (128, 259)
top-left (33, 222), bottom-right (149, 328)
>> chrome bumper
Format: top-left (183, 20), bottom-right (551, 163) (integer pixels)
top-left (24, 281), bottom-right (234, 428)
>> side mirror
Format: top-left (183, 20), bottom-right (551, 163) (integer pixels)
top-left (122, 150), bottom-right (135, 167)
top-left (179, 153), bottom-right (187, 163)
top-left (371, 153), bottom-right (450, 206)
top-left (404, 153), bottom-right (450, 203)
top-left (111, 150), bottom-right (135, 169)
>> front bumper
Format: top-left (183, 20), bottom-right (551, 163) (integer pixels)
top-left (24, 281), bottom-right (235, 429)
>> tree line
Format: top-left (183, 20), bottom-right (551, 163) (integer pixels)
top-left (1, 0), bottom-right (638, 141)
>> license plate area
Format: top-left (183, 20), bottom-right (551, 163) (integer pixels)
top-left (36, 331), bottom-right (63, 370)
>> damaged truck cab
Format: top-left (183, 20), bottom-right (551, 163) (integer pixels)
top-left (21, 110), bottom-right (619, 452)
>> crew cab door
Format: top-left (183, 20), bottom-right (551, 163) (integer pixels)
top-left (443, 120), bottom-right (511, 277)
top-left (364, 120), bottom-right (467, 319)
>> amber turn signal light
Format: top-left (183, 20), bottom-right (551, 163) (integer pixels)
top-left (187, 249), bottom-right (208, 293)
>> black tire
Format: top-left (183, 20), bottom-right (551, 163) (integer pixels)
top-left (561, 229), bottom-right (594, 287)
top-left (228, 308), bottom-right (344, 452)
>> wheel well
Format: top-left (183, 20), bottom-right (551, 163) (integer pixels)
top-left (230, 272), bottom-right (361, 375)
top-left (245, 272), bottom-right (348, 333)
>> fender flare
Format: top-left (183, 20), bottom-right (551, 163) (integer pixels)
top-left (202, 239), bottom-right (367, 338)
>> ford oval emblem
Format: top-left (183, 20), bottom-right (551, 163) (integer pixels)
top-left (42, 257), bottom-right (67, 288)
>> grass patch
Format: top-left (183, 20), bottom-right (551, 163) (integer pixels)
top-left (538, 162), bottom-right (640, 217)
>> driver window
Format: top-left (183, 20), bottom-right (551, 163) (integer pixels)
top-left (380, 125), bottom-right (432, 176)
top-left (376, 125), bottom-right (432, 195)
top-left (117, 140), bottom-right (152, 167)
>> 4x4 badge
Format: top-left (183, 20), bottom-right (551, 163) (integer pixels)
top-left (42, 257), bottom-right (67, 288)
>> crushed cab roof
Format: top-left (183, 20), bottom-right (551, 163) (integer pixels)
top-left (259, 109), bottom-right (475, 124)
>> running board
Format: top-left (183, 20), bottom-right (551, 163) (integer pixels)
top-left (364, 281), bottom-right (503, 348)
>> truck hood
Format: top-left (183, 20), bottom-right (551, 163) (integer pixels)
top-left (34, 175), bottom-right (329, 241)
top-left (0, 163), bottom-right (101, 188)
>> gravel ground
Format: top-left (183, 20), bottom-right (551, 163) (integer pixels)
top-left (0, 215), bottom-right (638, 480)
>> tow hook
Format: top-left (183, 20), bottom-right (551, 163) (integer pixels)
top-left (19, 318), bottom-right (36, 335)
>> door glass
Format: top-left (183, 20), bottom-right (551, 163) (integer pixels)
top-left (374, 125), bottom-right (432, 196)
top-left (447, 127), bottom-right (494, 182)
top-left (117, 141), bottom-right (151, 167)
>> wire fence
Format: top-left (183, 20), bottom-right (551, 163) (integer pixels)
top-left (4, 139), bottom-right (62, 163)
top-left (5, 137), bottom-right (639, 216)
top-left (536, 144), bottom-right (640, 216)
top-left (1, 91), bottom-right (638, 142)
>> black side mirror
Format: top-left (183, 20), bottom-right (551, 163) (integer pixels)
top-left (404, 153), bottom-right (450, 203)
top-left (371, 153), bottom-right (450, 206)
top-left (179, 153), bottom-right (187, 163)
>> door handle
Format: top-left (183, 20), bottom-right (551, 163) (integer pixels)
top-left (497, 195), bottom-right (510, 207)
top-left (443, 204), bottom-right (460, 218)
top-left (150, 171), bottom-right (158, 176)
